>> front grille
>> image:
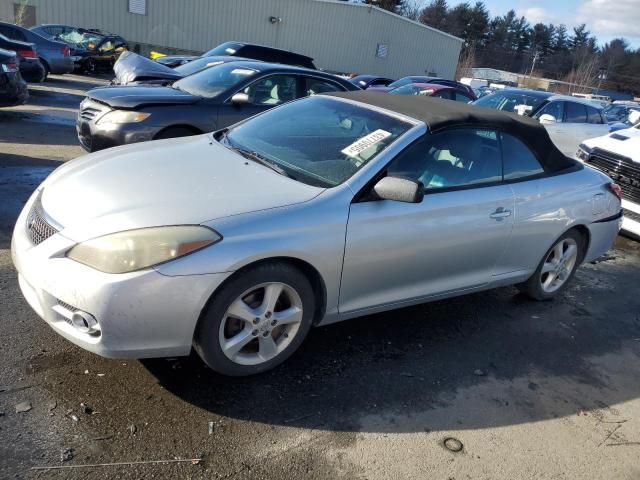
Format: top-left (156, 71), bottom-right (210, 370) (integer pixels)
top-left (587, 149), bottom-right (640, 204)
top-left (80, 106), bottom-right (102, 120)
top-left (624, 208), bottom-right (640, 223)
top-left (26, 195), bottom-right (59, 245)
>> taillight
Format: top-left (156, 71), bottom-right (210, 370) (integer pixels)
top-left (608, 183), bottom-right (623, 201)
top-left (61, 46), bottom-right (71, 56)
top-left (17, 49), bottom-right (36, 59)
top-left (1, 62), bottom-right (19, 72)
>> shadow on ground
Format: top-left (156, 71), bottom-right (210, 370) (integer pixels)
top-left (141, 240), bottom-right (640, 433)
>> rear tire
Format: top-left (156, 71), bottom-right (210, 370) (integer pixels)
top-left (517, 229), bottom-right (585, 301)
top-left (154, 127), bottom-right (198, 140)
top-left (194, 262), bottom-right (315, 376)
top-left (39, 59), bottom-right (49, 82)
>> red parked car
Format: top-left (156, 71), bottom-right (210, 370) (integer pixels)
top-left (388, 82), bottom-right (475, 103)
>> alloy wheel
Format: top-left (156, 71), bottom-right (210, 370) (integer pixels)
top-left (218, 282), bottom-right (303, 366)
top-left (540, 237), bottom-right (578, 293)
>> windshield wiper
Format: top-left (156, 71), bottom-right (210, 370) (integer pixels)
top-left (232, 147), bottom-right (293, 178)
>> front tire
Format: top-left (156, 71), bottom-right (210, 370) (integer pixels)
top-left (517, 229), bottom-right (584, 301)
top-left (194, 263), bottom-right (315, 376)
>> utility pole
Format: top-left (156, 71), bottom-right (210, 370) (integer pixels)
top-left (527, 50), bottom-right (540, 87)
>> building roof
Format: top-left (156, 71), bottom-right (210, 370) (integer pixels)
top-left (326, 90), bottom-right (576, 172)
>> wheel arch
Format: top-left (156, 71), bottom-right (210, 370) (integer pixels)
top-left (153, 124), bottom-right (203, 139)
top-left (197, 256), bottom-right (328, 330)
top-left (571, 224), bottom-right (591, 262)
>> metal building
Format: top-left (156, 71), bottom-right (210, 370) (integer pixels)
top-left (1, 0), bottom-right (463, 79)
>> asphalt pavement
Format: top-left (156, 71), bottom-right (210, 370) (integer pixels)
top-left (1, 75), bottom-right (640, 480)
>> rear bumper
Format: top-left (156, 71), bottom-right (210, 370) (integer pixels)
top-left (19, 59), bottom-right (45, 82)
top-left (0, 73), bottom-right (28, 106)
top-left (584, 210), bottom-right (623, 262)
top-left (45, 56), bottom-right (75, 74)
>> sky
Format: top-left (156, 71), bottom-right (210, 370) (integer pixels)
top-left (440, 0), bottom-right (640, 49)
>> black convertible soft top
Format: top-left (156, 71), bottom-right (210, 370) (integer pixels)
top-left (326, 91), bottom-right (576, 173)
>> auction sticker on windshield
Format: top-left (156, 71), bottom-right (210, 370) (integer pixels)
top-left (341, 129), bottom-right (392, 158)
top-left (231, 68), bottom-right (257, 76)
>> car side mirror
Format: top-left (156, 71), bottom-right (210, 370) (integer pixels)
top-left (373, 176), bottom-right (424, 203)
top-left (231, 93), bottom-right (249, 105)
top-left (539, 114), bottom-right (557, 124)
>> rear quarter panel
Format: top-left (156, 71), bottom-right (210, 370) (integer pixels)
top-left (500, 166), bottom-right (619, 274)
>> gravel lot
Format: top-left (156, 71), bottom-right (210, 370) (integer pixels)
top-left (1, 75), bottom-right (640, 480)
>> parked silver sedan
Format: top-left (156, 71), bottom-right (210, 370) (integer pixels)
top-left (12, 92), bottom-right (622, 376)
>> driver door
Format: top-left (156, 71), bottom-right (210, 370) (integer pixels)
top-left (339, 129), bottom-right (515, 315)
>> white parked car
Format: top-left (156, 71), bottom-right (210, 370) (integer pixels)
top-left (473, 90), bottom-right (611, 157)
top-left (576, 125), bottom-right (640, 238)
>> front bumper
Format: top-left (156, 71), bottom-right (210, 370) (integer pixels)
top-left (11, 192), bottom-right (232, 358)
top-left (76, 113), bottom-right (159, 152)
top-left (621, 199), bottom-right (640, 239)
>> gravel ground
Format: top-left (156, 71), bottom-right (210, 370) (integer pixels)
top-left (1, 75), bottom-right (640, 480)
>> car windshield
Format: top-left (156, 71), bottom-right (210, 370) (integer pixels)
top-left (173, 57), bottom-right (229, 76)
top-left (59, 30), bottom-right (103, 49)
top-left (172, 62), bottom-right (258, 98)
top-left (603, 104), bottom-right (629, 120)
top-left (222, 96), bottom-right (413, 187)
top-left (203, 41), bottom-right (244, 57)
top-left (473, 91), bottom-right (549, 114)
top-left (390, 85), bottom-right (433, 96)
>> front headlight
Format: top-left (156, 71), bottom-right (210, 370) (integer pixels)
top-left (575, 143), bottom-right (592, 162)
top-left (67, 226), bottom-right (221, 274)
top-left (96, 110), bottom-right (151, 125)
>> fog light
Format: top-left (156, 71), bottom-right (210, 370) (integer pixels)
top-left (71, 311), bottom-right (99, 333)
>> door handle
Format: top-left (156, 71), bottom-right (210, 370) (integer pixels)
top-left (490, 208), bottom-right (512, 220)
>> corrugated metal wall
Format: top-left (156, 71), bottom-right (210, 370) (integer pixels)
top-left (1, 0), bottom-right (463, 79)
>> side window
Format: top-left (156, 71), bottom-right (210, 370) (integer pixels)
top-left (501, 133), bottom-right (544, 180)
top-left (586, 106), bottom-right (603, 124)
top-left (534, 101), bottom-right (564, 123)
top-left (433, 90), bottom-right (452, 100)
top-left (371, 79), bottom-right (389, 86)
top-left (0, 25), bottom-right (26, 41)
top-left (454, 92), bottom-right (472, 103)
top-left (304, 77), bottom-right (342, 96)
top-left (242, 75), bottom-right (298, 105)
top-left (386, 129), bottom-right (502, 190)
top-left (46, 26), bottom-right (63, 37)
top-left (565, 102), bottom-right (588, 123)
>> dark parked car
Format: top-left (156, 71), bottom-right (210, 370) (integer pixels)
top-left (389, 83), bottom-right (475, 103)
top-left (31, 25), bottom-right (128, 73)
top-left (77, 60), bottom-right (358, 151)
top-left (0, 22), bottom-right (73, 77)
top-left (349, 74), bottom-right (394, 89)
top-left (0, 47), bottom-right (28, 106)
top-left (0, 33), bottom-right (45, 82)
top-left (155, 41), bottom-right (316, 69)
top-left (112, 51), bottom-right (254, 85)
top-left (368, 75), bottom-right (476, 99)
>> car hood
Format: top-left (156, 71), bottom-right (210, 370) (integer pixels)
top-left (583, 127), bottom-right (640, 162)
top-left (87, 84), bottom-right (199, 108)
top-left (40, 134), bottom-right (324, 241)
top-left (113, 51), bottom-right (183, 85)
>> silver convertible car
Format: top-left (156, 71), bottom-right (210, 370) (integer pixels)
top-left (12, 92), bottom-right (622, 376)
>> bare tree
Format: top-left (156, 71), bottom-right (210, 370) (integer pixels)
top-left (14, 0), bottom-right (31, 27)
top-left (564, 47), bottom-right (599, 93)
top-left (455, 45), bottom-right (475, 80)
